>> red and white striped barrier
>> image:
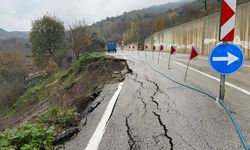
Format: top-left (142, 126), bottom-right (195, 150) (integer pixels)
top-left (219, 0), bottom-right (237, 42)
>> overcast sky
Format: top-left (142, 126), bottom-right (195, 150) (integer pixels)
top-left (0, 0), bottom-right (179, 31)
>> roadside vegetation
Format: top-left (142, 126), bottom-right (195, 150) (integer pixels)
top-left (0, 124), bottom-right (56, 150)
top-left (0, 14), bottom-right (105, 115)
top-left (0, 52), bottom-right (105, 118)
top-left (0, 45), bottom-right (128, 149)
top-left (0, 12), bottom-right (124, 149)
top-left (37, 107), bottom-right (78, 129)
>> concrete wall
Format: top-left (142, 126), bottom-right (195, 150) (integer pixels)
top-left (144, 2), bottom-right (250, 59)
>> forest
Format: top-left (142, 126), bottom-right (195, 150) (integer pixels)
top-left (89, 0), bottom-right (249, 45)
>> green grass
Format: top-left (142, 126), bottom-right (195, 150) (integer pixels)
top-left (0, 52), bottom-right (105, 118)
top-left (37, 107), bottom-right (77, 128)
top-left (0, 124), bottom-right (56, 150)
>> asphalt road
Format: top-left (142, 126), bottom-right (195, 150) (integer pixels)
top-left (65, 50), bottom-right (250, 150)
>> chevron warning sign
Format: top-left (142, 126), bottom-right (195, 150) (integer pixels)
top-left (219, 0), bottom-right (237, 42)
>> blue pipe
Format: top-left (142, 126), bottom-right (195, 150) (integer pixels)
top-left (129, 55), bottom-right (249, 150)
top-left (218, 100), bottom-right (249, 150)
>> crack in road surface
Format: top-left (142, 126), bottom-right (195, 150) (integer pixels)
top-left (132, 73), bottom-right (147, 116)
top-left (139, 97), bottom-right (147, 116)
top-left (146, 78), bottom-right (164, 93)
top-left (151, 94), bottom-right (160, 110)
top-left (152, 111), bottom-right (174, 150)
top-left (169, 105), bottom-right (213, 149)
top-left (146, 78), bottom-right (170, 110)
top-left (88, 101), bottom-right (102, 113)
top-left (125, 113), bottom-right (140, 150)
top-left (129, 56), bottom-right (213, 149)
top-left (133, 72), bottom-right (144, 87)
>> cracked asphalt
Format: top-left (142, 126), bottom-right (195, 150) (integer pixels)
top-left (65, 51), bottom-right (250, 150)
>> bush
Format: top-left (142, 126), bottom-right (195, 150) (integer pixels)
top-left (37, 107), bottom-right (77, 128)
top-left (71, 52), bottom-right (104, 73)
top-left (0, 124), bottom-right (56, 150)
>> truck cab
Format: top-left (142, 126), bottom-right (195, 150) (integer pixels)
top-left (107, 41), bottom-right (117, 53)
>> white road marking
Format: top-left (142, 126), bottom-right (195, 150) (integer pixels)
top-left (85, 82), bottom-right (123, 150)
top-left (159, 52), bottom-right (250, 68)
top-left (85, 53), bottom-right (126, 150)
top-left (173, 61), bottom-right (250, 96)
top-left (126, 51), bottom-right (250, 96)
top-left (135, 53), bottom-right (250, 96)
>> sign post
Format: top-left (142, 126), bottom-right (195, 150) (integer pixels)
top-left (218, 0), bottom-right (237, 101)
top-left (158, 45), bottom-right (163, 63)
top-left (184, 46), bottom-right (199, 81)
top-left (168, 46), bottom-right (176, 69)
top-left (152, 45), bottom-right (156, 60)
top-left (151, 46), bottom-right (153, 60)
top-left (143, 45), bottom-right (147, 58)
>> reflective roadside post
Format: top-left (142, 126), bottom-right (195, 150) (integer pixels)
top-left (145, 45), bottom-right (149, 58)
top-left (168, 46), bottom-right (176, 69)
top-left (158, 45), bottom-right (163, 63)
top-left (152, 45), bottom-right (156, 60)
top-left (184, 46), bottom-right (199, 81)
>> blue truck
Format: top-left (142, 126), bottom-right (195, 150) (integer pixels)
top-left (107, 41), bottom-right (117, 53)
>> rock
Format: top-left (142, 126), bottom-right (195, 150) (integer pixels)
top-left (53, 127), bottom-right (80, 145)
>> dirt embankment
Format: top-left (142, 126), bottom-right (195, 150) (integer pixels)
top-left (0, 56), bottom-right (131, 130)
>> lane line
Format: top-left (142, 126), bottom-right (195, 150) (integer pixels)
top-left (175, 54), bottom-right (250, 68)
top-left (85, 82), bottom-right (123, 150)
top-left (127, 51), bottom-right (250, 96)
top-left (85, 53), bottom-right (126, 150)
top-left (173, 60), bottom-right (250, 96)
top-left (127, 53), bottom-right (249, 150)
top-left (131, 52), bottom-right (250, 96)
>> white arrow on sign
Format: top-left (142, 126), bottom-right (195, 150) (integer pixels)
top-left (212, 52), bottom-right (239, 66)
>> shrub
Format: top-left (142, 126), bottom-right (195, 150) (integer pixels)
top-left (37, 107), bottom-right (77, 128)
top-left (0, 124), bottom-right (56, 150)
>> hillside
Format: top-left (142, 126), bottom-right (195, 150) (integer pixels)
top-left (0, 28), bottom-right (29, 40)
top-left (88, 0), bottom-right (192, 43)
top-left (89, 0), bottom-right (249, 45)
top-left (0, 37), bottom-right (31, 57)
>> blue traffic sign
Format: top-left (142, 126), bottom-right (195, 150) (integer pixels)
top-left (209, 43), bottom-right (244, 75)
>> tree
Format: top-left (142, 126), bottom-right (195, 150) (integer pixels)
top-left (86, 32), bottom-right (105, 51)
top-left (123, 16), bottom-right (139, 44)
top-left (30, 14), bottom-right (65, 67)
top-left (199, 0), bottom-right (208, 11)
top-left (152, 16), bottom-right (166, 32)
top-left (67, 21), bottom-right (90, 60)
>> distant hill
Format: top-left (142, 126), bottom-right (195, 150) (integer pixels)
top-left (88, 0), bottom-right (194, 43)
top-left (89, 0), bottom-right (249, 44)
top-left (0, 37), bottom-right (30, 56)
top-left (118, 0), bottom-right (192, 20)
top-left (0, 28), bottom-right (29, 40)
